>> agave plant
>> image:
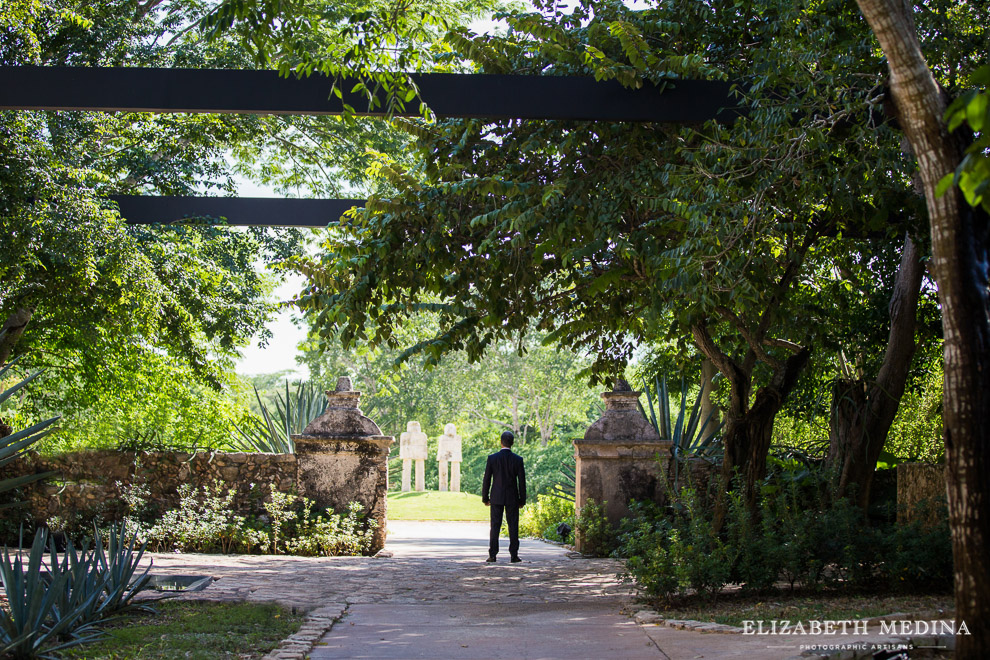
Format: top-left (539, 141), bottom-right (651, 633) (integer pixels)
top-left (230, 386), bottom-right (294, 453)
top-left (551, 456), bottom-right (576, 502)
top-left (45, 535), bottom-right (117, 640)
top-left (94, 521), bottom-right (154, 617)
top-left (0, 529), bottom-right (102, 659)
top-left (0, 522), bottom-right (154, 659)
top-left (642, 375), bottom-right (724, 491)
top-left (230, 381), bottom-right (327, 454)
top-left (0, 353), bottom-right (59, 502)
top-left (272, 380), bottom-right (326, 437)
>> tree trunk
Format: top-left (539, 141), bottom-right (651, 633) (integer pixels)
top-left (827, 235), bottom-right (925, 509)
top-left (698, 359), bottom-right (720, 440)
top-left (693, 322), bottom-right (810, 525)
top-left (0, 307), bottom-right (33, 366)
top-left (856, 2), bottom-right (990, 655)
top-left (735, 348), bottom-right (810, 508)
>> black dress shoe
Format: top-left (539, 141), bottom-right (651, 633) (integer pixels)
top-left (486, 556), bottom-right (497, 563)
top-left (510, 556), bottom-right (522, 563)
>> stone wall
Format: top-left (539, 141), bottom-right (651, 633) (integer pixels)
top-left (2, 378), bottom-right (394, 555)
top-left (1, 450), bottom-right (298, 524)
top-left (897, 462), bottom-right (946, 526)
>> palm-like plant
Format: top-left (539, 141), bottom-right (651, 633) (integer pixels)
top-left (273, 380), bottom-right (326, 437)
top-left (642, 375), bottom-right (724, 491)
top-left (0, 350), bottom-right (59, 501)
top-left (0, 523), bottom-right (154, 658)
top-left (230, 381), bottom-right (327, 454)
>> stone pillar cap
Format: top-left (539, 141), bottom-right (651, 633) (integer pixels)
top-left (298, 375), bottom-right (383, 437)
top-left (578, 382), bottom-right (666, 446)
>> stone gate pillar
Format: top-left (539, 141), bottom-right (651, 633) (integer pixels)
top-left (573, 380), bottom-right (671, 551)
top-left (293, 377), bottom-right (393, 553)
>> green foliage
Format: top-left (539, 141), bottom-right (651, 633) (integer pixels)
top-left (299, 314), bottom-right (601, 452)
top-left (0, 358), bottom-right (59, 498)
top-left (618, 470), bottom-right (953, 604)
top-left (941, 64), bottom-right (990, 213)
top-left (641, 375), bottom-right (722, 491)
top-left (0, 524), bottom-right (152, 659)
top-left (290, 0), bottom-right (923, 391)
top-left (519, 494), bottom-right (574, 543)
top-left (574, 498), bottom-right (617, 558)
top-left (885, 361), bottom-right (944, 464)
top-left (121, 481), bottom-right (376, 557)
top-left (618, 502), bottom-right (679, 602)
top-left (272, 381), bottom-right (327, 436)
top-left (201, 0), bottom-right (504, 118)
top-left (134, 483), bottom-right (262, 555)
top-left (231, 380), bottom-right (328, 454)
top-left (230, 386), bottom-right (295, 454)
top-left (1, 530), bottom-right (95, 659)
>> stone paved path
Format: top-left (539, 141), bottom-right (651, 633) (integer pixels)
top-left (139, 522), bottom-right (909, 659)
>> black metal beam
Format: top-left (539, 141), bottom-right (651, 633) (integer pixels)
top-left (111, 195), bottom-right (364, 227)
top-left (0, 66), bottom-right (740, 122)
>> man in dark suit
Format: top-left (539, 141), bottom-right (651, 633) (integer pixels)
top-left (482, 430), bottom-right (527, 563)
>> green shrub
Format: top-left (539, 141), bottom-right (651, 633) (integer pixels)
top-left (519, 494), bottom-right (574, 543)
top-left (575, 498), bottom-right (617, 557)
top-left (285, 501), bottom-right (376, 556)
top-left (671, 488), bottom-right (732, 600)
top-left (118, 481), bottom-right (376, 557)
top-left (137, 483), bottom-right (261, 554)
top-left (617, 502), bottom-right (679, 601)
top-left (619, 470), bottom-right (953, 605)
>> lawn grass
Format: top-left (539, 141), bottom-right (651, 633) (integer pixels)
top-left (387, 490), bottom-right (489, 521)
top-left (652, 592), bottom-right (954, 627)
top-left (60, 600), bottom-right (305, 659)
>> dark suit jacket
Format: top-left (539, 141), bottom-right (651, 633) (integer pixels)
top-left (482, 448), bottom-right (526, 507)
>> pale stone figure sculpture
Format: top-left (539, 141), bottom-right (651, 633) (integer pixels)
top-left (399, 421), bottom-right (428, 492)
top-left (437, 423), bottom-right (463, 492)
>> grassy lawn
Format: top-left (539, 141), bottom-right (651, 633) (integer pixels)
top-left (652, 592), bottom-right (954, 627)
top-left (387, 490), bottom-right (489, 521)
top-left (60, 600), bottom-right (305, 659)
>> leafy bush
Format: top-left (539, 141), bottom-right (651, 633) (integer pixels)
top-left (285, 501), bottom-right (376, 557)
top-left (134, 483), bottom-right (262, 554)
top-left (575, 498), bottom-right (617, 557)
top-left (619, 470), bottom-right (953, 604)
top-left (120, 481), bottom-right (375, 557)
top-left (519, 494), bottom-right (574, 543)
top-left (618, 501), bottom-right (679, 601)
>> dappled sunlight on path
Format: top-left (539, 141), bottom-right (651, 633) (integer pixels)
top-left (140, 521), bottom-right (797, 659)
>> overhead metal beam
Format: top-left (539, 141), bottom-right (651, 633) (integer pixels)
top-left (111, 195), bottom-right (364, 227)
top-left (0, 66), bottom-right (740, 123)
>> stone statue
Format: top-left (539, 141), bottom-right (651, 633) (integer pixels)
top-left (399, 421), bottom-right (428, 492)
top-left (437, 423), bottom-right (463, 492)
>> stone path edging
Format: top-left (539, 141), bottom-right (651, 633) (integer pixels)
top-left (262, 603), bottom-right (347, 660)
top-left (632, 609), bottom-right (745, 634)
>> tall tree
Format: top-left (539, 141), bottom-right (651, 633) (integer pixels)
top-left (286, 0), bottom-right (921, 513)
top-left (854, 0), bottom-right (990, 654)
top-left (825, 234), bottom-right (927, 508)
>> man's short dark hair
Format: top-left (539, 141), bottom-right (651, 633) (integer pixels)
top-left (500, 431), bottom-right (515, 447)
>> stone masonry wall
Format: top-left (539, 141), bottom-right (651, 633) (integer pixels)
top-left (897, 462), bottom-right (946, 526)
top-left (1, 450), bottom-right (298, 524)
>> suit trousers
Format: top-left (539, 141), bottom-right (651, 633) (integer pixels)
top-left (489, 504), bottom-right (520, 558)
